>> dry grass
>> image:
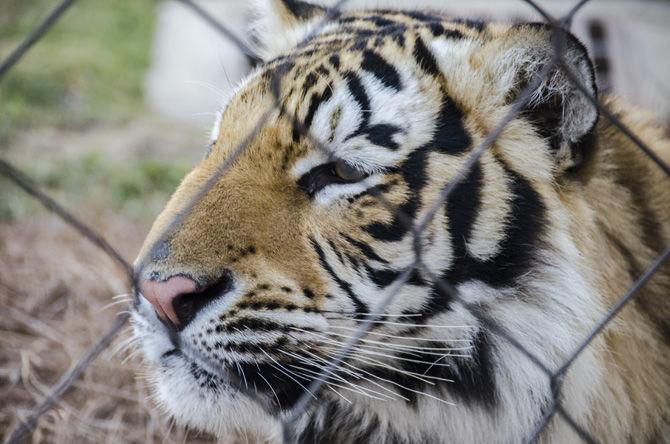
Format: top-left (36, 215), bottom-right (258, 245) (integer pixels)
top-left (0, 3), bottom-right (219, 440)
top-left (0, 211), bottom-right (215, 443)
top-left (0, 211), bottom-right (219, 443)
top-left (0, 120), bottom-right (215, 442)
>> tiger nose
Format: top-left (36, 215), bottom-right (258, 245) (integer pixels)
top-left (139, 275), bottom-right (198, 327)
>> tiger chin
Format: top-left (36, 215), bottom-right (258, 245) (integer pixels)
top-left (130, 1), bottom-right (670, 442)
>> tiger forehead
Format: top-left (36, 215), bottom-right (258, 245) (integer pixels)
top-left (266, 11), bottom-right (489, 71)
top-left (254, 13), bottom-right (490, 143)
top-left (211, 11), bottom-right (492, 172)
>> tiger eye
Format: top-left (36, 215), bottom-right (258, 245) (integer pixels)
top-left (333, 160), bottom-right (367, 182)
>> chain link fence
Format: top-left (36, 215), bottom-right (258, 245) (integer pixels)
top-left (1, 0), bottom-right (669, 443)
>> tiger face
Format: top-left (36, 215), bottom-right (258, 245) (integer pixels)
top-left (131, 1), bottom-right (670, 442)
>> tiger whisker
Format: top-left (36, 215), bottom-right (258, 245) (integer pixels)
top-left (255, 363), bottom-right (282, 409)
top-left (289, 364), bottom-right (392, 402)
top-left (276, 362), bottom-right (380, 404)
top-left (297, 347), bottom-right (408, 401)
top-left (322, 380), bottom-right (389, 402)
top-left (321, 348), bottom-right (431, 390)
top-left (281, 349), bottom-right (370, 390)
top-left (317, 343), bottom-right (456, 369)
top-left (320, 346), bottom-right (437, 386)
top-left (321, 350), bottom-right (456, 406)
top-left (284, 332), bottom-right (453, 385)
top-left (259, 348), bottom-right (317, 401)
top-left (110, 335), bottom-right (140, 359)
top-left (280, 350), bottom-right (357, 385)
top-left (292, 328), bottom-right (469, 358)
top-left (291, 349), bottom-right (370, 386)
top-left (121, 347), bottom-right (143, 365)
top-left (307, 330), bottom-right (431, 358)
top-left (323, 330), bottom-right (474, 352)
top-left (287, 362), bottom-right (392, 401)
top-left (277, 342), bottom-right (386, 401)
top-left (286, 347), bottom-right (361, 378)
top-left (183, 80), bottom-right (228, 99)
top-left (305, 332), bottom-right (429, 359)
top-left (421, 353), bottom-right (453, 377)
top-left (329, 325), bottom-right (471, 343)
top-left (100, 298), bottom-right (132, 311)
top-left (327, 385), bottom-right (352, 404)
top-left (318, 311), bottom-right (425, 317)
top-left (284, 348), bottom-right (401, 401)
top-left (330, 348), bottom-right (455, 384)
top-left (324, 319), bottom-right (476, 329)
top-left (235, 360), bottom-right (249, 389)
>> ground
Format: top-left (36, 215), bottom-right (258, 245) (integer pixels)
top-left (0, 1), bottom-right (214, 442)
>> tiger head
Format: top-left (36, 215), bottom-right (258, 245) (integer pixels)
top-left (131, 1), bottom-right (670, 442)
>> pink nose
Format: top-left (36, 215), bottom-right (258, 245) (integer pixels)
top-left (139, 276), bottom-right (197, 326)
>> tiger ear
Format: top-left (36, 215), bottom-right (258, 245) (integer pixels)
top-left (487, 23), bottom-right (599, 171)
top-left (249, 0), bottom-right (326, 61)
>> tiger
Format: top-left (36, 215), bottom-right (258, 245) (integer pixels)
top-left (130, 0), bottom-right (670, 442)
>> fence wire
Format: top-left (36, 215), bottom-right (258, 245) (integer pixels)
top-left (1, 0), bottom-right (669, 443)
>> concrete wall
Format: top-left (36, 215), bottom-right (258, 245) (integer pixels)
top-left (144, 0), bottom-right (670, 130)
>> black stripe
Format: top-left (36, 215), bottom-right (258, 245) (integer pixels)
top-left (440, 330), bottom-right (497, 406)
top-left (427, 23), bottom-right (464, 40)
top-left (413, 37), bottom-right (441, 77)
top-left (361, 89), bottom-right (471, 242)
top-left (344, 71), bottom-right (370, 132)
top-left (303, 83), bottom-right (333, 130)
top-left (363, 144), bottom-right (430, 242)
top-left (343, 234), bottom-right (388, 264)
top-left (346, 183), bottom-right (391, 204)
top-left (452, 18), bottom-right (487, 32)
top-left (401, 10), bottom-right (440, 22)
top-left (374, 330), bottom-right (497, 408)
top-left (364, 123), bottom-right (402, 150)
top-left (222, 317), bottom-right (285, 334)
top-left (417, 162), bottom-right (483, 314)
top-left (368, 16), bottom-right (397, 28)
top-left (311, 238), bottom-right (368, 315)
top-left (361, 49), bottom-right (402, 91)
top-left (328, 54), bottom-right (340, 69)
top-left (281, 0), bottom-right (323, 19)
top-left (363, 263), bottom-right (397, 287)
top-left (389, 27), bottom-right (406, 47)
top-left (447, 161), bottom-right (483, 261)
top-left (428, 22), bottom-right (445, 36)
top-left (364, 264), bottom-right (426, 289)
top-left (444, 157), bottom-right (546, 288)
top-left (315, 64), bottom-right (329, 77)
top-left (237, 360), bottom-right (316, 410)
top-left (303, 72), bottom-right (318, 91)
top-left (430, 94), bottom-right (471, 154)
top-left (298, 401), bottom-right (384, 444)
top-left (327, 238), bottom-right (344, 264)
top-left (342, 70), bottom-right (402, 150)
top-left (355, 329), bottom-right (496, 409)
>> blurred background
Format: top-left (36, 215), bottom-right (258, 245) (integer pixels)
top-left (1, 0), bottom-right (669, 442)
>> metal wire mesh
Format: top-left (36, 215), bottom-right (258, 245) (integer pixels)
top-left (1, 0), bottom-right (668, 443)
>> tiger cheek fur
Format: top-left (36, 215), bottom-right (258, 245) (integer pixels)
top-left (130, 1), bottom-right (670, 442)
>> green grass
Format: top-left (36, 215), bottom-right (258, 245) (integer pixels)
top-left (0, 154), bottom-right (191, 222)
top-left (0, 0), bottom-right (194, 223)
top-left (0, 0), bottom-right (156, 142)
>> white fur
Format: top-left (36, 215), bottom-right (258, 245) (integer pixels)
top-left (134, 3), bottom-right (612, 442)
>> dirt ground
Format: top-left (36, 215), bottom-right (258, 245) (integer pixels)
top-left (0, 120), bottom-right (216, 443)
